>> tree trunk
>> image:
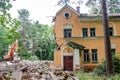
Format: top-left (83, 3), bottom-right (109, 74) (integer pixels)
top-left (101, 0), bottom-right (114, 76)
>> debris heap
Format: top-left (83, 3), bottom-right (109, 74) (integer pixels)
top-left (0, 60), bottom-right (78, 80)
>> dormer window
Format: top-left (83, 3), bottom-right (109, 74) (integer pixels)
top-left (64, 12), bottom-right (71, 19)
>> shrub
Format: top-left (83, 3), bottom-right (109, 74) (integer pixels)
top-left (94, 55), bottom-right (120, 76)
top-left (113, 55), bottom-right (120, 73)
top-left (94, 61), bottom-right (106, 76)
top-left (21, 53), bottom-right (32, 60)
top-left (21, 53), bottom-right (38, 60)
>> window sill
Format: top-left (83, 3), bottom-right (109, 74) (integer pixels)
top-left (83, 61), bottom-right (90, 63)
top-left (92, 61), bottom-right (98, 63)
top-left (64, 37), bottom-right (71, 38)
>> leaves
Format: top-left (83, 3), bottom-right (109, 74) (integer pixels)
top-left (18, 9), bottom-right (30, 22)
top-left (0, 0), bottom-right (14, 14)
top-left (86, 0), bottom-right (120, 14)
top-left (0, 0), bottom-right (20, 59)
top-left (5, 3), bottom-right (12, 10)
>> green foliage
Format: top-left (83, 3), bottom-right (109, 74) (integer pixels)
top-left (0, 0), bottom-right (55, 61)
top-left (57, 0), bottom-right (83, 6)
top-left (29, 23), bottom-right (55, 60)
top-left (75, 72), bottom-right (120, 80)
top-left (94, 55), bottom-right (120, 76)
top-left (0, 0), bottom-right (20, 60)
top-left (21, 53), bottom-right (39, 61)
top-left (18, 9), bottom-right (30, 21)
top-left (86, 0), bottom-right (120, 14)
top-left (94, 61), bottom-right (106, 76)
top-left (0, 25), bottom-right (12, 59)
top-left (108, 0), bottom-right (120, 13)
top-left (17, 8), bottom-right (55, 61)
top-left (113, 55), bottom-right (120, 73)
top-left (0, 0), bottom-right (13, 14)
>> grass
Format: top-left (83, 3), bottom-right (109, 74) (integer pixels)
top-left (75, 72), bottom-right (120, 80)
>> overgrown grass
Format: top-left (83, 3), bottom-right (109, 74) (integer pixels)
top-left (75, 72), bottom-right (120, 80)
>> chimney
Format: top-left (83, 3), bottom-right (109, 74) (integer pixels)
top-left (76, 6), bottom-right (80, 13)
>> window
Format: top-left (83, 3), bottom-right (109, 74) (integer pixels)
top-left (82, 28), bottom-right (88, 37)
top-left (90, 28), bottom-right (96, 37)
top-left (64, 29), bottom-right (71, 38)
top-left (64, 12), bottom-right (71, 19)
top-left (83, 49), bottom-right (89, 62)
top-left (111, 49), bottom-right (116, 54)
top-left (109, 27), bottom-right (113, 36)
top-left (92, 49), bottom-right (98, 62)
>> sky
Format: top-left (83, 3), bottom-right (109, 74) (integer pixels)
top-left (9, 0), bottom-right (88, 25)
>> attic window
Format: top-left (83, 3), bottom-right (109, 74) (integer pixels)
top-left (64, 12), bottom-right (71, 19)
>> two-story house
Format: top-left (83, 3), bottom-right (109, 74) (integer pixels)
top-left (53, 4), bottom-right (120, 71)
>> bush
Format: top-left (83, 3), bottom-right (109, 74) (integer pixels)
top-left (113, 55), bottom-right (120, 73)
top-left (94, 55), bottom-right (120, 76)
top-left (94, 61), bottom-right (106, 76)
top-left (20, 53), bottom-right (38, 61)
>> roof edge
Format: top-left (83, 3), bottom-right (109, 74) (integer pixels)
top-left (56, 4), bottom-right (80, 16)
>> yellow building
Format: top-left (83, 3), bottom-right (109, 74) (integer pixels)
top-left (53, 4), bottom-right (120, 71)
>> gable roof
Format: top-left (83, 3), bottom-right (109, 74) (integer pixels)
top-left (56, 4), bottom-right (80, 16)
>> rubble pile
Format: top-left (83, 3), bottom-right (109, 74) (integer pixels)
top-left (0, 60), bottom-right (78, 80)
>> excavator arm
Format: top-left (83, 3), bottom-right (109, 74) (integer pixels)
top-left (4, 40), bottom-right (18, 61)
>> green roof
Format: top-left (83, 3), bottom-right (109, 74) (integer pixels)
top-left (66, 41), bottom-right (85, 49)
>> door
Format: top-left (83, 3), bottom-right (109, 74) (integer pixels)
top-left (64, 56), bottom-right (73, 71)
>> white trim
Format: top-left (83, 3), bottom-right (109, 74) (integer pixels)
top-left (111, 44), bottom-right (116, 49)
top-left (63, 11), bottom-right (71, 19)
top-left (108, 22), bottom-right (116, 36)
top-left (63, 53), bottom-right (73, 56)
top-left (63, 24), bottom-right (72, 29)
top-left (73, 49), bottom-right (80, 71)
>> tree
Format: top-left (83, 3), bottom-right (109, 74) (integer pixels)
top-left (0, 25), bottom-right (11, 60)
top-left (17, 8), bottom-right (55, 60)
top-left (101, 0), bottom-right (114, 76)
top-left (18, 9), bottom-right (30, 22)
top-left (26, 21), bottom-right (55, 60)
top-left (0, 0), bottom-right (20, 60)
top-left (17, 9), bottom-right (31, 55)
top-left (57, 0), bottom-right (83, 6)
top-left (86, 0), bottom-right (120, 14)
top-left (108, 0), bottom-right (120, 13)
top-left (0, 0), bottom-right (13, 14)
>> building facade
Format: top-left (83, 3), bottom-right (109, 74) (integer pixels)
top-left (53, 4), bottom-right (120, 71)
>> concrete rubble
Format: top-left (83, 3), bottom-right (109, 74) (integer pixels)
top-left (0, 60), bottom-right (78, 80)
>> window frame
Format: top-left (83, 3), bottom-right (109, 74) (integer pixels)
top-left (90, 28), bottom-right (96, 37)
top-left (63, 12), bottom-right (71, 19)
top-left (82, 28), bottom-right (88, 37)
top-left (92, 49), bottom-right (98, 62)
top-left (109, 27), bottom-right (114, 36)
top-left (64, 29), bottom-right (72, 38)
top-left (83, 49), bottom-right (90, 62)
top-left (111, 49), bottom-right (116, 54)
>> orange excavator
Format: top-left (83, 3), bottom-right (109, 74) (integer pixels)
top-left (3, 40), bottom-right (18, 61)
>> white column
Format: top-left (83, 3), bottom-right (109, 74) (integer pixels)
top-left (73, 49), bottom-right (80, 71)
